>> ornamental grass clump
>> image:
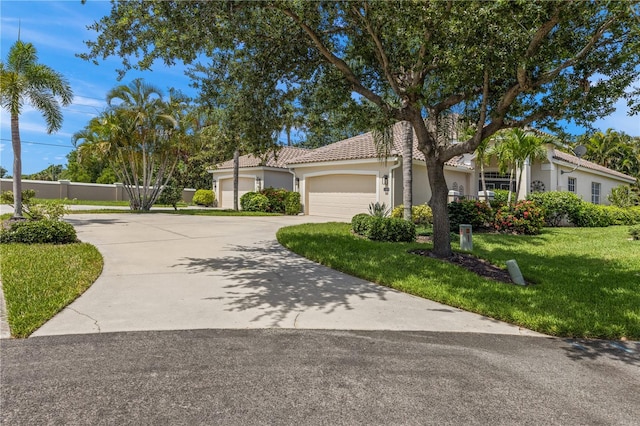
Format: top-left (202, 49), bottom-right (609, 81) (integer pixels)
top-left (494, 200), bottom-right (544, 235)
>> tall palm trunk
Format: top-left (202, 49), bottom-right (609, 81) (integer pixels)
top-left (480, 162), bottom-right (487, 201)
top-left (402, 121), bottom-right (413, 221)
top-left (233, 147), bottom-right (240, 211)
top-left (507, 167), bottom-right (515, 204)
top-left (11, 114), bottom-right (23, 218)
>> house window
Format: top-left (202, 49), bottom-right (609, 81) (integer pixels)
top-left (568, 177), bottom-right (576, 193)
top-left (591, 182), bottom-right (601, 204)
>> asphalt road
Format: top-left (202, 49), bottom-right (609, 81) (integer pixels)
top-left (2, 330), bottom-right (639, 425)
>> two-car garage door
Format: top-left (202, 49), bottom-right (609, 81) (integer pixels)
top-left (306, 174), bottom-right (377, 219)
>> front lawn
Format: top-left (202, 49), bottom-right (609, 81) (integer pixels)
top-left (276, 223), bottom-right (640, 340)
top-left (0, 243), bottom-right (103, 338)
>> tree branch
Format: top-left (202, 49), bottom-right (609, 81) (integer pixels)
top-left (280, 7), bottom-right (388, 111)
top-left (351, 4), bottom-right (402, 96)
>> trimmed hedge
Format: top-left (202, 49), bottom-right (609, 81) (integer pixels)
top-left (527, 191), bottom-right (582, 227)
top-left (240, 192), bottom-right (269, 212)
top-left (351, 214), bottom-right (415, 242)
top-left (0, 219), bottom-right (78, 244)
top-left (494, 200), bottom-right (545, 235)
top-left (448, 200), bottom-right (493, 231)
top-left (192, 189), bottom-right (215, 207)
top-left (261, 187), bottom-right (288, 213)
top-left (390, 204), bottom-right (433, 225)
top-left (284, 192), bottom-right (301, 215)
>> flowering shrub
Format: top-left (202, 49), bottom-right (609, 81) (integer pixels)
top-left (494, 200), bottom-right (545, 234)
top-left (390, 204), bottom-right (433, 224)
top-left (448, 199), bottom-right (493, 231)
top-left (260, 187), bottom-right (288, 213)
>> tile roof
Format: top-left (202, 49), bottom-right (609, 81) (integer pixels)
top-left (551, 149), bottom-right (636, 182)
top-left (215, 146), bottom-right (311, 170)
top-left (287, 122), bottom-right (471, 169)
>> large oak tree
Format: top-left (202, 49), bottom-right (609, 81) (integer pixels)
top-left (83, 1), bottom-right (640, 257)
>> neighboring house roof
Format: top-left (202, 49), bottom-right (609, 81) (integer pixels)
top-left (551, 148), bottom-right (636, 182)
top-left (288, 122), bottom-right (471, 169)
top-left (214, 146), bottom-right (311, 170)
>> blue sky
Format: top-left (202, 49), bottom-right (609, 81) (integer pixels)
top-left (1, 0), bottom-right (197, 175)
top-left (1, 1), bottom-right (639, 176)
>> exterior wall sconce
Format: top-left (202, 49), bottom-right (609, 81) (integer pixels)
top-left (295, 177), bottom-right (300, 191)
top-left (256, 177), bottom-right (262, 191)
top-left (383, 175), bottom-right (389, 186)
top-left (212, 179), bottom-right (217, 191)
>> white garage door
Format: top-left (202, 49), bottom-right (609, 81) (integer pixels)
top-left (220, 177), bottom-right (255, 209)
top-left (307, 174), bottom-right (377, 219)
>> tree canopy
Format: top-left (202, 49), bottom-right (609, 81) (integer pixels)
top-left (83, 0), bottom-right (640, 256)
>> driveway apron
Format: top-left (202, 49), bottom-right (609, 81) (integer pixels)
top-left (32, 214), bottom-right (540, 337)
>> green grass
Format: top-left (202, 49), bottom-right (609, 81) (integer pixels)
top-left (277, 223), bottom-right (640, 340)
top-left (0, 243), bottom-right (103, 338)
top-left (33, 198), bottom-right (133, 207)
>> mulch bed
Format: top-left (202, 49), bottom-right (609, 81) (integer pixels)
top-left (409, 247), bottom-right (517, 284)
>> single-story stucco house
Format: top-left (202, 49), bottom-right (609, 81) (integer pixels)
top-left (209, 123), bottom-right (636, 218)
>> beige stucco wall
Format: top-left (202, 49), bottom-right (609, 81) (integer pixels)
top-left (527, 158), bottom-right (634, 205)
top-left (263, 169), bottom-right (294, 191)
top-left (293, 161), bottom-right (391, 214)
top-left (293, 160), bottom-right (473, 215)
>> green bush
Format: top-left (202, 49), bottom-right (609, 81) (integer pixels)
top-left (0, 190), bottom-right (68, 220)
top-left (0, 219), bottom-right (78, 244)
top-left (568, 203), bottom-right (612, 227)
top-left (390, 204), bottom-right (433, 225)
top-left (156, 181), bottom-right (184, 210)
top-left (260, 187), bottom-right (288, 213)
top-left (527, 191), bottom-right (583, 227)
top-left (351, 214), bottom-right (415, 242)
top-left (351, 213), bottom-right (372, 235)
top-left (448, 200), bottom-right (493, 232)
top-left (608, 185), bottom-right (638, 208)
top-left (192, 189), bottom-right (215, 207)
top-left (284, 191), bottom-right (301, 215)
top-left (366, 217), bottom-right (416, 242)
top-left (605, 206), bottom-right (636, 225)
top-left (494, 200), bottom-right (545, 235)
top-left (241, 192), bottom-right (269, 212)
top-left (489, 189), bottom-right (511, 209)
top-left (630, 226), bottom-right (640, 240)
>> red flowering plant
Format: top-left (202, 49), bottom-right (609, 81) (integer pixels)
top-left (494, 200), bottom-right (545, 234)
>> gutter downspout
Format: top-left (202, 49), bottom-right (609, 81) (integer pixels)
top-left (388, 157), bottom-right (401, 208)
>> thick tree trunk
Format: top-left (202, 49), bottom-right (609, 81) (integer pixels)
top-left (233, 147), bottom-right (240, 211)
top-left (11, 114), bottom-right (23, 218)
top-left (402, 121), bottom-right (413, 221)
top-left (426, 157), bottom-right (452, 258)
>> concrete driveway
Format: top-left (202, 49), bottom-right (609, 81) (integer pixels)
top-left (32, 213), bottom-right (540, 337)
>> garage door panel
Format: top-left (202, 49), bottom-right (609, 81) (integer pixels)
top-left (307, 174), bottom-right (376, 219)
top-left (220, 178), bottom-right (254, 209)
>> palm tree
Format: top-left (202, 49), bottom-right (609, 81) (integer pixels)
top-left (0, 40), bottom-right (73, 218)
top-left (490, 129), bottom-right (550, 202)
top-left (75, 80), bottom-right (181, 211)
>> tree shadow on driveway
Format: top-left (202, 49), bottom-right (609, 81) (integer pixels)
top-left (172, 240), bottom-right (391, 327)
